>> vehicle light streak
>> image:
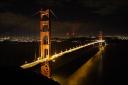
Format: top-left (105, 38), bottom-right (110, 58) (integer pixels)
top-left (21, 40), bottom-right (105, 69)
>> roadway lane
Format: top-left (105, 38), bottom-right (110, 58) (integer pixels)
top-left (21, 40), bottom-right (105, 69)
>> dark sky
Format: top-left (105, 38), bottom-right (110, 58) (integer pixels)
top-left (0, 0), bottom-right (128, 36)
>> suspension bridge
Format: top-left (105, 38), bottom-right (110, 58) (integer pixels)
top-left (20, 9), bottom-right (106, 78)
top-left (21, 40), bottom-right (105, 69)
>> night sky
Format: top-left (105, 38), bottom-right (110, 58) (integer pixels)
top-left (0, 0), bottom-right (128, 37)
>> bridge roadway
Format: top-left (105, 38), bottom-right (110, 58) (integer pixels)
top-left (21, 40), bottom-right (105, 69)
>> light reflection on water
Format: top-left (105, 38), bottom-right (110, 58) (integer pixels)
top-left (53, 74), bottom-right (66, 85)
top-left (53, 46), bottom-right (106, 85)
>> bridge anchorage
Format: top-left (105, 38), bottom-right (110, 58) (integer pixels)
top-left (20, 9), bottom-right (106, 79)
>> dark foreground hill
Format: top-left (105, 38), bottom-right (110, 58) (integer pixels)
top-left (0, 67), bottom-right (60, 85)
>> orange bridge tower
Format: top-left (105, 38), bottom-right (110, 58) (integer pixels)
top-left (39, 9), bottom-right (51, 78)
top-left (98, 31), bottom-right (103, 47)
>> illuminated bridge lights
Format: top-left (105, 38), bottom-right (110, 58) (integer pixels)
top-left (21, 40), bottom-right (105, 69)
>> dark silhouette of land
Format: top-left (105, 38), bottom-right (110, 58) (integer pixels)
top-left (0, 67), bottom-right (60, 85)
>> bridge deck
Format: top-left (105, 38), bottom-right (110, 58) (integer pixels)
top-left (21, 40), bottom-right (105, 69)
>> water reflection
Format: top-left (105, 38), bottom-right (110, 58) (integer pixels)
top-left (54, 46), bottom-right (106, 85)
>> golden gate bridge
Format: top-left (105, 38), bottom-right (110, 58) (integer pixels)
top-left (21, 40), bottom-right (105, 69)
top-left (20, 9), bottom-right (106, 78)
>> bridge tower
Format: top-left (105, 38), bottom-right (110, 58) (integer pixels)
top-left (98, 31), bottom-right (103, 47)
top-left (39, 9), bottom-right (51, 78)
